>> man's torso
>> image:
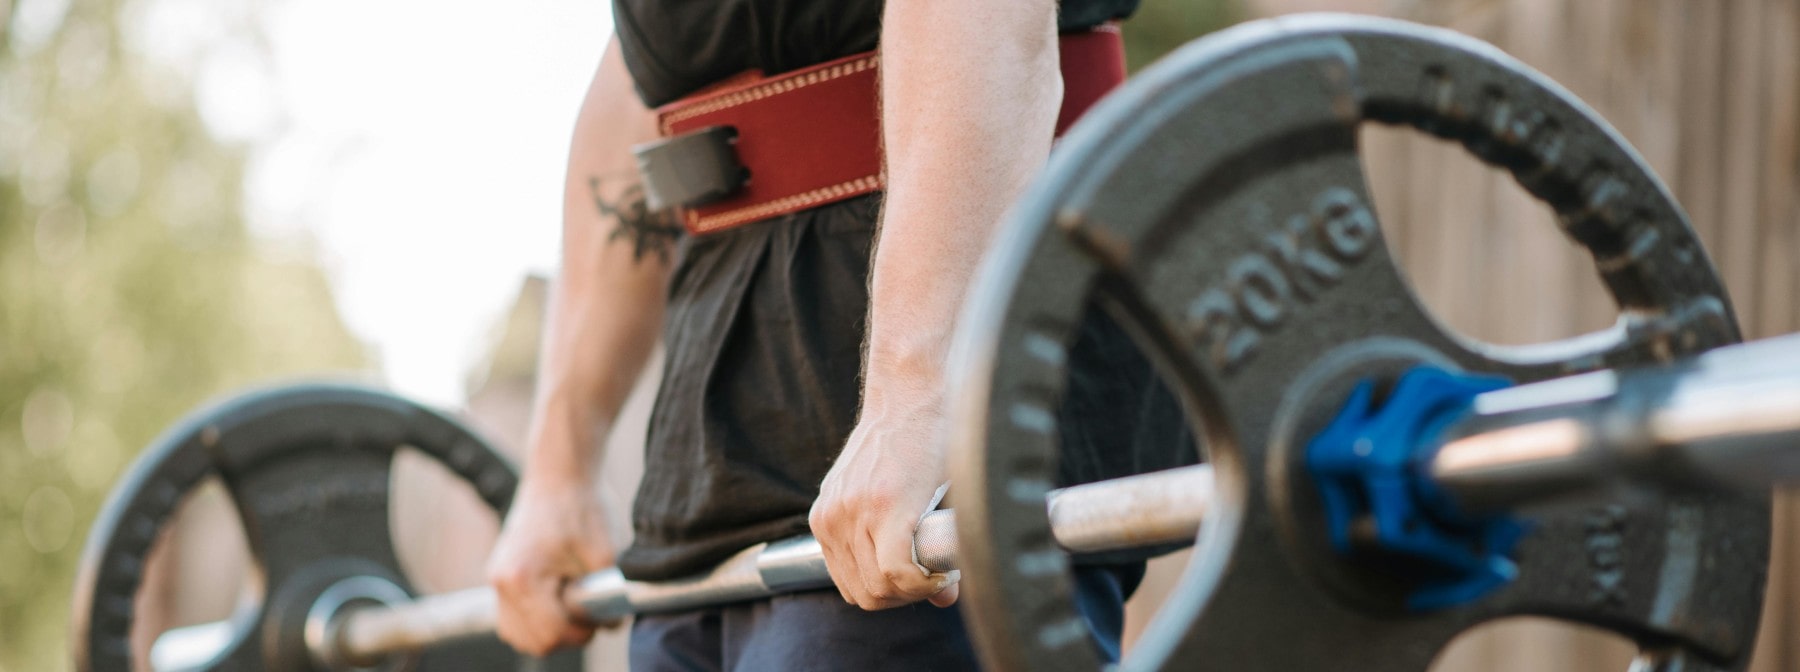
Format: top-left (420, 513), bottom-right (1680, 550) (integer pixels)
top-left (609, 0), bottom-right (1187, 583)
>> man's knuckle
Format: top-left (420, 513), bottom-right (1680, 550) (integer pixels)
top-left (864, 490), bottom-right (898, 510)
top-left (881, 566), bottom-right (918, 586)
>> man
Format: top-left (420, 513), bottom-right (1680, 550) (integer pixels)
top-left (487, 0), bottom-right (1185, 668)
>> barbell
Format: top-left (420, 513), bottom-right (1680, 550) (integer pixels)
top-left (134, 332), bottom-right (1800, 670)
top-left (72, 13), bottom-right (1795, 672)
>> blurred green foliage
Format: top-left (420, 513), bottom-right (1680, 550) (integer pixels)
top-left (1123, 0), bottom-right (1246, 72)
top-left (0, 0), bottom-right (369, 669)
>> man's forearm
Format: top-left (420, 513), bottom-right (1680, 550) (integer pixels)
top-left (525, 39), bottom-right (674, 482)
top-left (866, 1), bottom-right (1062, 394)
top-left (808, 4), bottom-right (1063, 611)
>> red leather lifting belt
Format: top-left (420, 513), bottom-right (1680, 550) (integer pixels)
top-left (655, 25), bottom-right (1128, 235)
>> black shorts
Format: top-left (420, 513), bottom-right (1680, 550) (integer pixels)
top-left (627, 564), bottom-right (1144, 671)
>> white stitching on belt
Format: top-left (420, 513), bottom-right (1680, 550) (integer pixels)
top-left (658, 55), bottom-right (879, 135)
top-left (685, 174), bottom-right (882, 233)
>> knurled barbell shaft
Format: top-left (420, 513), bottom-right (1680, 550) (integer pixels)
top-left (150, 464), bottom-right (1214, 670)
top-left (339, 464), bottom-right (1213, 662)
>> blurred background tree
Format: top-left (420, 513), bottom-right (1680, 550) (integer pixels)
top-left (0, 0), bottom-right (369, 668)
top-left (1124, 0), bottom-right (1244, 72)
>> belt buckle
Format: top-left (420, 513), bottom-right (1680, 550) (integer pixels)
top-left (633, 125), bottom-right (748, 211)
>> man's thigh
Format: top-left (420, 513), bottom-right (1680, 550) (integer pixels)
top-left (630, 609), bottom-right (725, 672)
top-left (628, 592), bottom-right (977, 672)
top-left (728, 591), bottom-right (982, 672)
top-left (629, 565), bottom-right (1139, 671)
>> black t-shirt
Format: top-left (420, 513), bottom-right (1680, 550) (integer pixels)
top-left (613, 0), bottom-right (1141, 106)
top-left (619, 202), bottom-right (1191, 582)
top-left (609, 1), bottom-right (1190, 582)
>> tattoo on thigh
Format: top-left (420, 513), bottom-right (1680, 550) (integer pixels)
top-left (590, 178), bottom-right (682, 263)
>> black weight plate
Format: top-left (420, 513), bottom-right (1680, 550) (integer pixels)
top-left (71, 384), bottom-right (584, 671)
top-left (947, 14), bottom-right (1766, 672)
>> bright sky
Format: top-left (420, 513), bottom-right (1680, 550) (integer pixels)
top-left (178, 0), bottom-right (614, 406)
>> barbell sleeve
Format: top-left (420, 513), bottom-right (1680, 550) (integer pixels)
top-left (1430, 333), bottom-right (1800, 514)
top-left (151, 464), bottom-right (1214, 670)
